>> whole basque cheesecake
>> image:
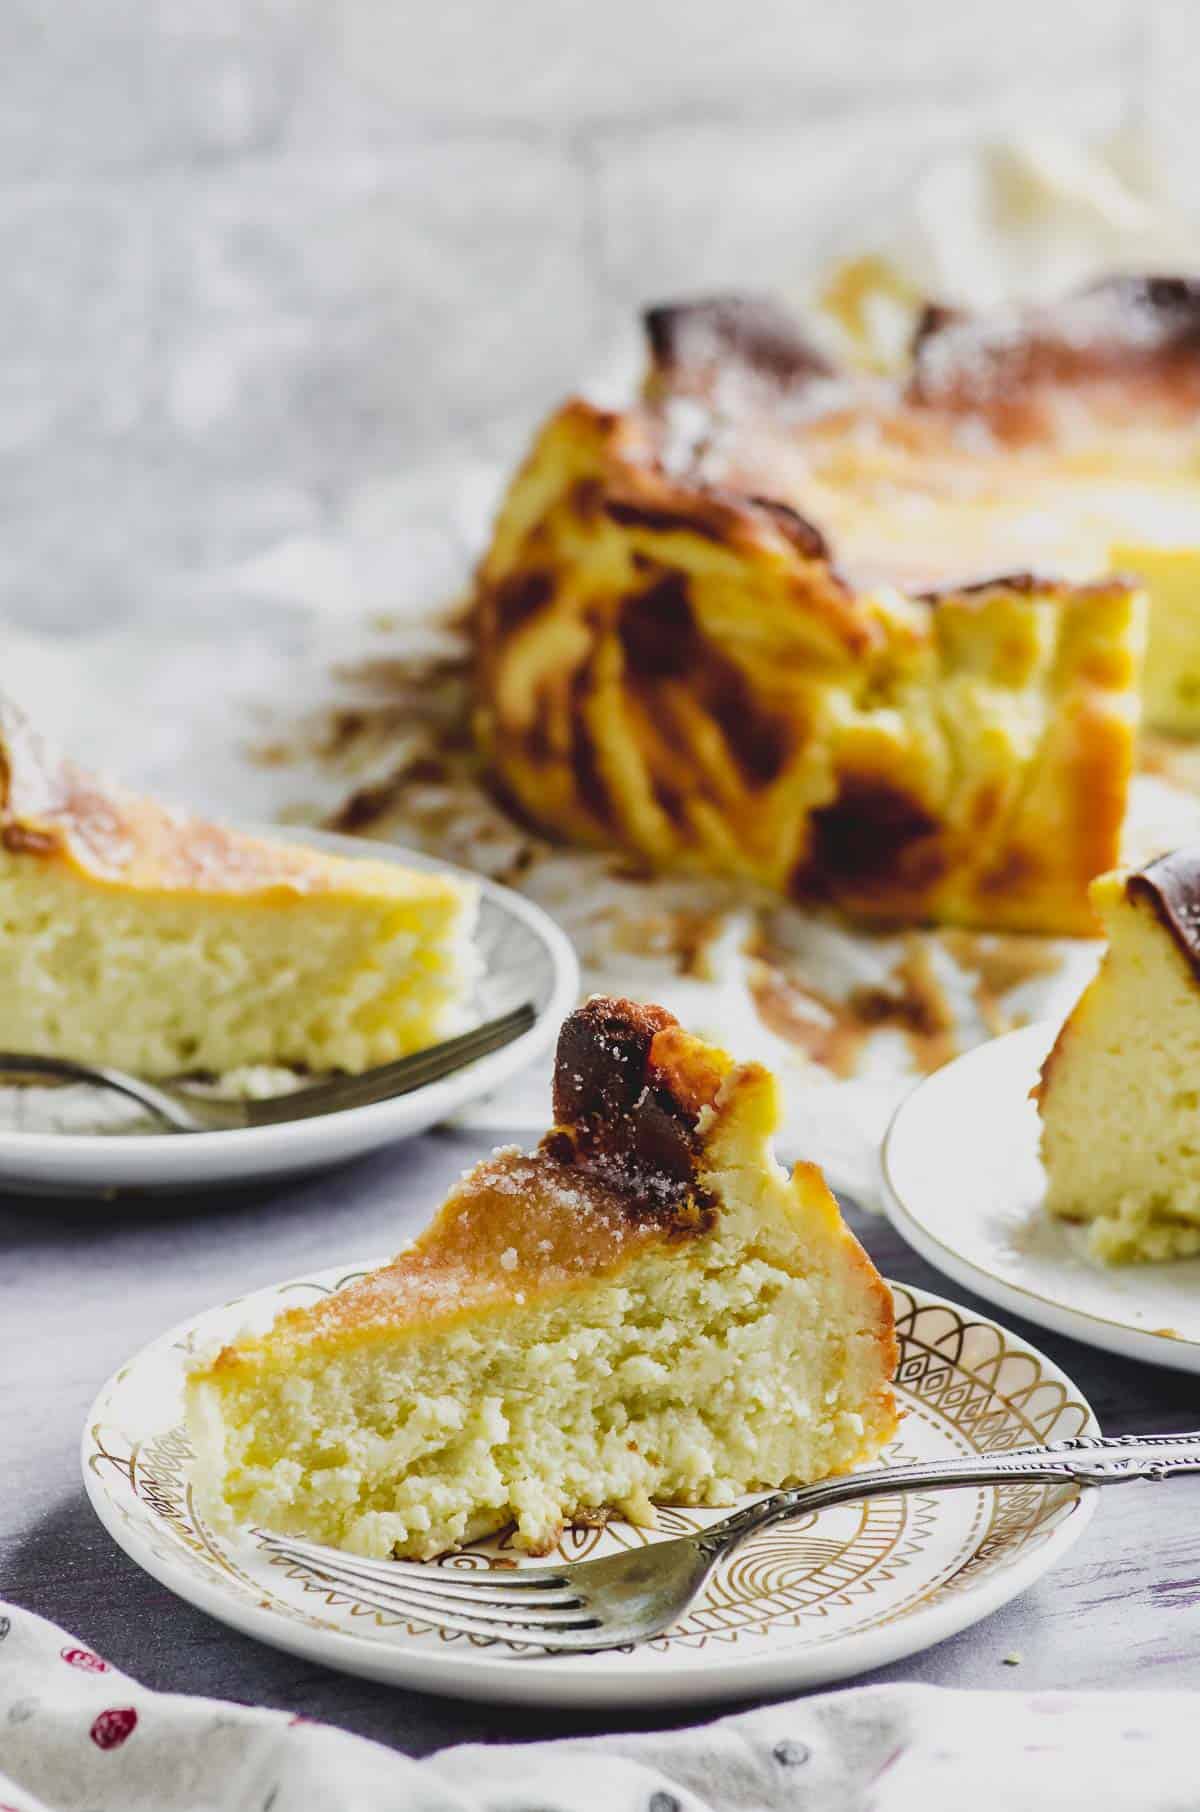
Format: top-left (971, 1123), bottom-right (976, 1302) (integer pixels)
top-left (0, 694), bottom-right (477, 1077)
top-left (1038, 844), bottom-right (1200, 1264)
top-left (186, 996), bottom-right (898, 1559)
top-left (474, 278), bottom-right (1200, 935)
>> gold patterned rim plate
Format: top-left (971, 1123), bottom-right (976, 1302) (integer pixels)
top-left (883, 1022), bottom-right (1200, 1376)
top-left (81, 1265), bottom-right (1098, 1710)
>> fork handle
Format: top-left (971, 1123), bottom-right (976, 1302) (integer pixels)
top-left (699, 1431), bottom-right (1200, 1553)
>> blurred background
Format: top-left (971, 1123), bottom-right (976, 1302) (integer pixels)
top-left (1, 0), bottom-right (1198, 1162)
top-left (2, 1), bottom-right (1197, 768)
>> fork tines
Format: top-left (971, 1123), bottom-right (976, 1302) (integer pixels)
top-left (258, 1533), bottom-right (604, 1647)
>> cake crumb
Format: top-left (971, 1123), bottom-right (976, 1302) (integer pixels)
top-left (1002, 1651), bottom-right (1023, 1667)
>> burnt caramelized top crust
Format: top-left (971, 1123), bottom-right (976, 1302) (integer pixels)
top-left (911, 275), bottom-right (1200, 360)
top-left (1126, 848), bottom-right (1200, 979)
top-left (645, 276), bottom-right (1200, 423)
top-left (644, 295), bottom-right (835, 395)
top-left (910, 276), bottom-right (1200, 395)
top-left (627, 275), bottom-right (1200, 592)
top-left (543, 996), bottom-right (729, 1228)
top-left (207, 999), bottom-right (741, 1365)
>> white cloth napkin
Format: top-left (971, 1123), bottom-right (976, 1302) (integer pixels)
top-left (0, 1599), bottom-right (1194, 1812)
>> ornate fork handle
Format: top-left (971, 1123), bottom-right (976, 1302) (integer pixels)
top-left (699, 1431), bottom-right (1200, 1555)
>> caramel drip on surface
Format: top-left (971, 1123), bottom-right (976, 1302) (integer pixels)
top-left (939, 929), bottom-right (1062, 1038)
top-left (749, 966), bottom-right (869, 1081)
top-left (750, 932), bottom-right (958, 1079)
top-left (751, 929), bottom-right (1060, 1081)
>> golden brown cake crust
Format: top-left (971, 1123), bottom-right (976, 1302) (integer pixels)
top-left (209, 998), bottom-right (739, 1370)
top-left (0, 693), bottom-right (441, 899)
top-left (213, 1145), bottom-right (683, 1364)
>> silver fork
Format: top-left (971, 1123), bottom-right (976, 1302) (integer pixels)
top-left (258, 1432), bottom-right (1200, 1651)
top-left (0, 1002), bottom-right (536, 1133)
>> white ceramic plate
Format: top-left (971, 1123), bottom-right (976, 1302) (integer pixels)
top-left (883, 1022), bottom-right (1200, 1375)
top-left (0, 829), bottom-right (578, 1196)
top-left (83, 1264), bottom-right (1097, 1710)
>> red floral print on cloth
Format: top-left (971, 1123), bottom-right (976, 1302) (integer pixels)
top-left (90, 1707), bottom-right (138, 1750)
top-left (61, 1645), bottom-right (109, 1674)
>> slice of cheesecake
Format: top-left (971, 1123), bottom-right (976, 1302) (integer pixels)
top-left (1038, 845), bottom-right (1200, 1261)
top-left (187, 997), bottom-right (898, 1558)
top-left (0, 695), bottom-right (477, 1077)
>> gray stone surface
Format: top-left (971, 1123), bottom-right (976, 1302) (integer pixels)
top-left (3, 1133), bottom-right (1198, 1756)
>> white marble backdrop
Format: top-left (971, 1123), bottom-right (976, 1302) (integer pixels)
top-left (0, 0), bottom-right (1195, 651)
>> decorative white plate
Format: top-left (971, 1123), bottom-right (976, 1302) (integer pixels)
top-left (883, 1022), bottom-right (1200, 1375)
top-left (83, 1265), bottom-right (1097, 1709)
top-left (0, 829), bottom-right (578, 1196)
